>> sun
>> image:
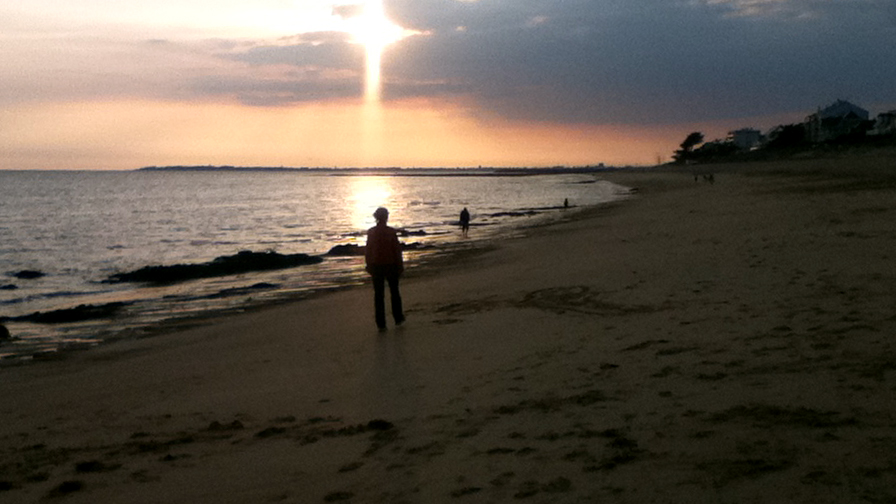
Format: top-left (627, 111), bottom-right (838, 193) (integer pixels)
top-left (347, 0), bottom-right (406, 51)
top-left (344, 0), bottom-right (412, 102)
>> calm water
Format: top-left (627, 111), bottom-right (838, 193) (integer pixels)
top-left (0, 169), bottom-right (629, 360)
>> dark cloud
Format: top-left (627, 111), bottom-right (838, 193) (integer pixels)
top-left (228, 32), bottom-right (360, 69)
top-left (377, 0), bottom-right (896, 125)
top-left (193, 31), bottom-right (364, 105)
top-left (190, 73), bottom-right (362, 106)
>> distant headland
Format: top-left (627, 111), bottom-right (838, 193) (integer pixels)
top-left (139, 165), bottom-right (304, 172)
top-left (137, 164), bottom-right (614, 176)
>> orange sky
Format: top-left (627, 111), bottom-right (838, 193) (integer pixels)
top-left (1, 97), bottom-right (697, 170)
top-left (1, 95), bottom-right (815, 170)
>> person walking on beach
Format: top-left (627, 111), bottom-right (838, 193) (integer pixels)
top-left (459, 207), bottom-right (471, 237)
top-left (366, 207), bottom-right (405, 330)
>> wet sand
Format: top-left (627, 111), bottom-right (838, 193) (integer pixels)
top-left (2, 152), bottom-right (896, 503)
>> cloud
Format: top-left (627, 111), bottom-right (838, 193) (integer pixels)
top-left (147, 0), bottom-right (889, 123)
top-left (228, 32), bottom-right (359, 68)
top-left (694, 0), bottom-right (891, 19)
top-left (379, 0), bottom-right (896, 125)
top-left (3, 0), bottom-right (894, 130)
top-left (332, 4), bottom-right (363, 20)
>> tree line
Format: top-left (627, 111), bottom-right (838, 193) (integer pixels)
top-left (672, 119), bottom-right (893, 165)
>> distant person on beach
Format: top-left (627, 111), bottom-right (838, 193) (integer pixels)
top-left (459, 207), bottom-right (471, 237)
top-left (365, 207), bottom-right (405, 330)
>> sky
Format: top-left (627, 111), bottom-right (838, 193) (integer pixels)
top-left (2, 0), bottom-right (895, 170)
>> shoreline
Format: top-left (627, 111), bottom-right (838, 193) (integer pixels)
top-left (5, 197), bottom-right (625, 365)
top-left (0, 174), bottom-right (629, 362)
top-left (2, 154), bottom-right (896, 502)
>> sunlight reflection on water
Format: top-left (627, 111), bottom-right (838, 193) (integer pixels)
top-left (349, 176), bottom-right (393, 232)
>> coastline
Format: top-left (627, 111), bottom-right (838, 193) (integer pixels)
top-left (0, 171), bottom-right (626, 359)
top-left (2, 154), bottom-right (896, 502)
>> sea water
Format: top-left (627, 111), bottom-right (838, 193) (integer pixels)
top-left (0, 169), bottom-right (629, 360)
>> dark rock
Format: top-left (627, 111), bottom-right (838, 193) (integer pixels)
top-left (542, 477), bottom-right (572, 493)
top-left (486, 210), bottom-right (539, 218)
top-left (75, 460), bottom-right (121, 473)
top-left (400, 242), bottom-right (435, 251)
top-left (0, 324), bottom-right (9, 341)
top-left (255, 426), bottom-right (287, 438)
top-left (13, 302), bottom-right (128, 324)
top-left (326, 244), bottom-right (365, 256)
top-left (367, 419), bottom-right (394, 431)
top-left (0, 284), bottom-right (17, 290)
top-left (207, 420), bottom-right (244, 431)
top-left (12, 270), bottom-right (45, 280)
top-left (451, 487), bottom-right (482, 497)
top-left (397, 229), bottom-right (428, 237)
top-left (106, 250), bottom-right (324, 284)
top-left (25, 472), bottom-right (49, 483)
top-left (47, 480), bottom-right (84, 497)
top-left (323, 491), bottom-right (354, 502)
top-left (207, 282), bottom-right (279, 299)
top-left (325, 243), bottom-right (433, 256)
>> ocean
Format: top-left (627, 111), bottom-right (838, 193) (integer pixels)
top-left (0, 169), bottom-right (629, 361)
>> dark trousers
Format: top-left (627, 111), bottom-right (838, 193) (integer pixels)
top-left (369, 265), bottom-right (404, 328)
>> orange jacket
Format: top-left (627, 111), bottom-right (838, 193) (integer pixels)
top-left (365, 224), bottom-right (404, 268)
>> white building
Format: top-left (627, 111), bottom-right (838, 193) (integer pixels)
top-left (727, 128), bottom-right (763, 150)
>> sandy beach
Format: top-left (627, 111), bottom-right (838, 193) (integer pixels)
top-left (2, 152), bottom-right (896, 503)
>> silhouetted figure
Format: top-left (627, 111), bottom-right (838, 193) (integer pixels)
top-left (459, 207), bottom-right (471, 237)
top-left (563, 198), bottom-right (569, 208)
top-left (366, 207), bottom-right (405, 330)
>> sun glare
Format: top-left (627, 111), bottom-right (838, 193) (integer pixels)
top-left (348, 0), bottom-right (406, 50)
top-left (345, 0), bottom-right (409, 102)
top-left (349, 176), bottom-right (393, 232)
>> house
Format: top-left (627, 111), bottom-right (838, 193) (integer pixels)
top-left (869, 110), bottom-right (896, 136)
top-left (727, 128), bottom-right (763, 150)
top-left (804, 99), bottom-right (870, 143)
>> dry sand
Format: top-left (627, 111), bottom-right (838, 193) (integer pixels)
top-left (2, 152), bottom-right (896, 503)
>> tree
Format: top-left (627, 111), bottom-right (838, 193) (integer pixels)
top-left (673, 132), bottom-right (704, 163)
top-left (693, 140), bottom-right (739, 161)
top-left (764, 124), bottom-right (806, 150)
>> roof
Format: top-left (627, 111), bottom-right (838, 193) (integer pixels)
top-left (817, 99), bottom-right (869, 120)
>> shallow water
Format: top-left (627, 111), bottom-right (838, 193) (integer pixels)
top-left (0, 169), bottom-right (629, 360)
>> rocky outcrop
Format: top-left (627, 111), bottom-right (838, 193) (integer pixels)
top-left (106, 250), bottom-right (324, 284)
top-left (325, 242), bottom-right (435, 257)
top-left (5, 302), bottom-right (128, 324)
top-left (12, 270), bottom-right (45, 279)
top-left (326, 244), bottom-right (365, 256)
top-left (206, 282), bottom-right (279, 299)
